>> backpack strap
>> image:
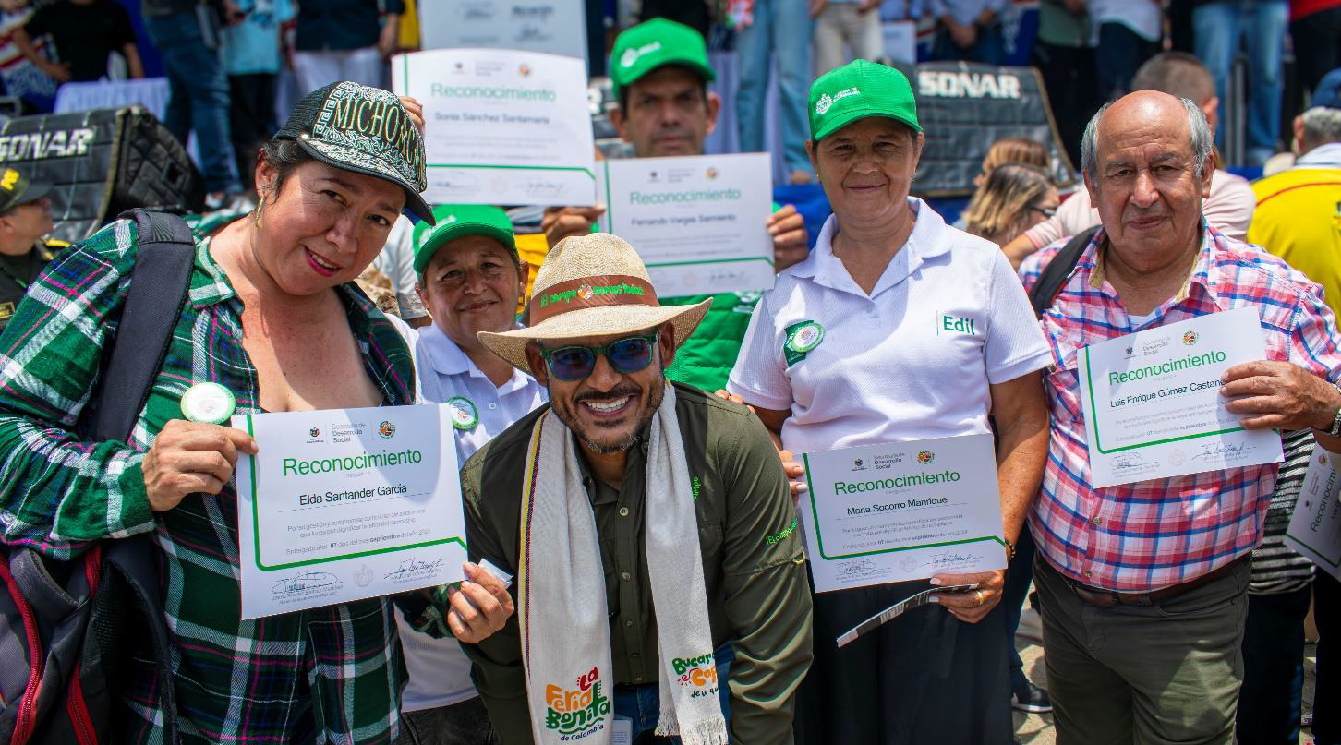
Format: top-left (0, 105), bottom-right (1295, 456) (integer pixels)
top-left (91, 210), bottom-right (196, 443)
top-left (1028, 225), bottom-right (1101, 320)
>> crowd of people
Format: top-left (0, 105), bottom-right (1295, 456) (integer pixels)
top-left (0, 2), bottom-right (1338, 745)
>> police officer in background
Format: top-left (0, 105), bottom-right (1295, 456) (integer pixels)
top-left (0, 167), bottom-right (62, 332)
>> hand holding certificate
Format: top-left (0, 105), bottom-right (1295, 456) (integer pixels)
top-left (233, 404), bottom-right (467, 619)
top-left (595, 152), bottom-right (775, 297)
top-left (1078, 307), bottom-right (1284, 487)
top-left (800, 433), bottom-right (1008, 593)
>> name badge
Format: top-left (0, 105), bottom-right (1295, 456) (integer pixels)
top-left (784, 320), bottom-right (824, 366)
top-left (447, 396), bottom-right (479, 430)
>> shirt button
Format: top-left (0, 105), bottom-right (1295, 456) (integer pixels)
top-left (620, 571), bottom-right (631, 581)
top-left (1092, 516), bottom-right (1102, 525)
top-left (488, 403), bottom-right (497, 410)
top-left (619, 507), bottom-right (630, 517)
top-left (624, 619), bottom-right (634, 628)
top-left (1085, 570), bottom-right (1094, 578)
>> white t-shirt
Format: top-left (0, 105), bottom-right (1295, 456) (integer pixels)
top-left (395, 323), bottom-right (548, 712)
top-left (728, 199), bottom-right (1052, 454)
top-left (1025, 170), bottom-right (1256, 248)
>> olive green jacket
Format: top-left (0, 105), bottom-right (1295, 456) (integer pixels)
top-left (458, 383), bottom-right (813, 744)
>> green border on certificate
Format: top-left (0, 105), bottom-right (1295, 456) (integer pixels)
top-left (244, 415), bottom-right (466, 571)
top-left (1082, 347), bottom-right (1245, 454)
top-left (801, 453), bottom-right (1004, 561)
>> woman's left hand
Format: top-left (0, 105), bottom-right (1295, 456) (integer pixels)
top-left (928, 569), bottom-right (1005, 624)
top-left (398, 96), bottom-right (425, 134)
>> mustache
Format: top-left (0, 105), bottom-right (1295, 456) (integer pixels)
top-left (574, 386), bottom-right (641, 405)
top-left (652, 127), bottom-right (694, 141)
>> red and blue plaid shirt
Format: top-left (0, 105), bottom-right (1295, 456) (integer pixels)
top-left (1019, 224), bottom-right (1341, 592)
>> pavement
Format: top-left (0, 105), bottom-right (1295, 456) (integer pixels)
top-left (1011, 608), bottom-right (1320, 744)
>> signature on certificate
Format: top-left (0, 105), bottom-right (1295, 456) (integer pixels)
top-left (924, 550), bottom-right (975, 570)
top-left (271, 571), bottom-right (340, 598)
top-left (1111, 452), bottom-right (1146, 472)
top-left (383, 557), bottom-right (446, 583)
top-left (523, 179), bottom-right (568, 199)
top-left (1191, 441), bottom-right (1249, 462)
top-left (836, 558), bottom-right (879, 581)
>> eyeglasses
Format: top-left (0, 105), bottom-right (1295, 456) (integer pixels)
top-left (1030, 205), bottom-right (1057, 218)
top-left (539, 334), bottom-right (658, 382)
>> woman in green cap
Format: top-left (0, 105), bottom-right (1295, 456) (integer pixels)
top-left (0, 82), bottom-right (512, 743)
top-left (727, 59), bottom-right (1052, 743)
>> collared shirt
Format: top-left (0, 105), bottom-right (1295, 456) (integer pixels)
top-left (396, 323), bottom-right (547, 713)
top-left (458, 384), bottom-right (813, 745)
top-left (1295, 141), bottom-right (1341, 168)
top-left (728, 200), bottom-right (1052, 454)
top-left (1247, 155), bottom-right (1341, 317)
top-left (1018, 225), bottom-right (1341, 592)
top-left (0, 220), bottom-right (417, 743)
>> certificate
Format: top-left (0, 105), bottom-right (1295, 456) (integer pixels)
top-left (233, 405), bottom-right (465, 619)
top-left (1286, 447), bottom-right (1341, 581)
top-left (800, 433), bottom-right (1008, 593)
top-left (392, 48), bottom-right (597, 207)
top-left (595, 153), bottom-right (775, 297)
top-left (1078, 307), bottom-right (1284, 487)
top-left (418, 1), bottom-right (588, 62)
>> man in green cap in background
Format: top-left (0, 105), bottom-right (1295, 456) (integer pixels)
top-left (542, 17), bottom-right (810, 393)
top-left (0, 166), bottom-right (65, 332)
top-left (395, 203), bottom-right (544, 745)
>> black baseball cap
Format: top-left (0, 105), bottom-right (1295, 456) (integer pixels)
top-left (275, 81), bottom-right (435, 224)
top-left (0, 167), bottom-right (51, 213)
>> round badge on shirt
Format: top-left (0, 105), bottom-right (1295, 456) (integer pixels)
top-left (786, 321), bottom-right (825, 354)
top-left (180, 382), bottom-right (236, 425)
top-left (447, 396), bottom-right (479, 430)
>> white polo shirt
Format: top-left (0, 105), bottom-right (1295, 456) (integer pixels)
top-left (728, 199), bottom-right (1051, 455)
top-left (395, 322), bottom-right (548, 712)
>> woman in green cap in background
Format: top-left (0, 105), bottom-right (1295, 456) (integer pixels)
top-left (727, 60), bottom-right (1052, 743)
top-left (0, 81), bottom-right (513, 743)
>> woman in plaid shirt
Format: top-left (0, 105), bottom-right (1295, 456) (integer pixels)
top-left (0, 82), bottom-right (510, 743)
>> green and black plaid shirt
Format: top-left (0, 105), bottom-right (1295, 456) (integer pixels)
top-left (0, 219), bottom-right (417, 743)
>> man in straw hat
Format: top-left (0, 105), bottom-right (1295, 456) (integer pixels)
top-left (457, 233), bottom-right (813, 744)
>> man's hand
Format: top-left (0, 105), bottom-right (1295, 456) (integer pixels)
top-left (542, 205), bottom-right (606, 247)
top-left (40, 60), bottom-right (70, 83)
top-left (141, 420), bottom-right (257, 512)
top-left (1221, 360), bottom-right (1341, 431)
top-left (928, 569), bottom-right (1004, 623)
top-left (808, 0), bottom-right (828, 17)
top-left (378, 15), bottom-right (400, 58)
top-left (398, 95), bottom-right (425, 133)
top-left (446, 561), bottom-right (516, 643)
top-left (768, 205), bottom-right (808, 272)
top-left (858, 0), bottom-right (880, 10)
top-left (947, 19), bottom-right (977, 48)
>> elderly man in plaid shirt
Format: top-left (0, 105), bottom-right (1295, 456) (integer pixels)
top-left (1019, 90), bottom-right (1341, 744)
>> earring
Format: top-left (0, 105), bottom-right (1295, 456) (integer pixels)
top-left (252, 194), bottom-right (265, 224)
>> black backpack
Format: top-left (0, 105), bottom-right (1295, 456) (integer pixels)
top-left (0, 210), bottom-right (195, 744)
top-left (1027, 225), bottom-right (1101, 318)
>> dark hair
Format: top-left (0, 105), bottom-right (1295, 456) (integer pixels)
top-left (616, 65), bottom-right (710, 113)
top-left (257, 137), bottom-right (318, 198)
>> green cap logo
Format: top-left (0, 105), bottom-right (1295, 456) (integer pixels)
top-left (621, 41), bottom-right (661, 68)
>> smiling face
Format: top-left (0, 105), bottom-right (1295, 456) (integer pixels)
top-left (416, 234), bottom-right (526, 351)
top-left (1085, 93), bottom-right (1212, 268)
top-left (612, 66), bottom-right (719, 158)
top-left (253, 159), bottom-right (404, 296)
top-left (525, 324), bottom-right (675, 454)
top-left (806, 117), bottom-right (923, 228)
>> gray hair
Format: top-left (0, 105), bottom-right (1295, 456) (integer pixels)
top-left (1300, 106), bottom-right (1341, 150)
top-left (1080, 97), bottom-right (1214, 180)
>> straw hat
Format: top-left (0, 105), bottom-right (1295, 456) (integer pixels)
top-left (477, 233), bottom-right (712, 373)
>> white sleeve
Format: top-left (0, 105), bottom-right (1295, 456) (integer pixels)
top-left (726, 290), bottom-right (793, 411)
top-left (1204, 171), bottom-right (1256, 242)
top-left (984, 250), bottom-right (1053, 384)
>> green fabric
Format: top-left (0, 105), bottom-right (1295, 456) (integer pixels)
top-left (458, 383), bottom-right (813, 745)
top-left (0, 219), bottom-right (418, 743)
top-left (808, 59), bottom-right (922, 140)
top-left (664, 292), bottom-right (760, 392)
top-left (609, 17), bottom-right (717, 98)
top-left (413, 204), bottom-right (518, 274)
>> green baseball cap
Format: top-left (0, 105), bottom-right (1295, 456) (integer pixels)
top-left (413, 204), bottom-right (517, 275)
top-left (808, 60), bottom-right (922, 141)
top-left (610, 18), bottom-right (717, 99)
